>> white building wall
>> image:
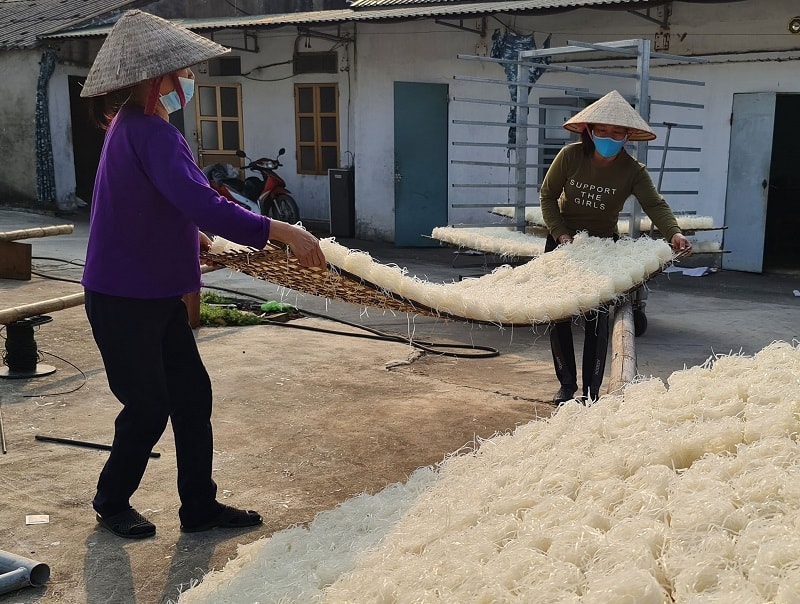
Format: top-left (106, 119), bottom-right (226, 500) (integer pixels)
top-left (0, 51), bottom-right (41, 203)
top-left (185, 26), bottom-right (355, 225)
top-left (50, 64), bottom-right (86, 210)
top-left (349, 0), bottom-right (800, 242)
top-left (36, 0), bottom-right (800, 247)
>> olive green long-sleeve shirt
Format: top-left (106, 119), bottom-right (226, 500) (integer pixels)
top-left (540, 142), bottom-right (681, 242)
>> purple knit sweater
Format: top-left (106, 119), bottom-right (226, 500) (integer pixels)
top-left (82, 105), bottom-right (270, 298)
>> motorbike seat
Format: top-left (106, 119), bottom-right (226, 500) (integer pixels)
top-left (221, 178), bottom-right (244, 193)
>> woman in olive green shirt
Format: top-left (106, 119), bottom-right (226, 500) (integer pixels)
top-left (540, 90), bottom-right (691, 405)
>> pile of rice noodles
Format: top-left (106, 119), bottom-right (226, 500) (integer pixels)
top-left (431, 226), bottom-right (720, 257)
top-left (491, 206), bottom-right (715, 234)
top-left (317, 233), bottom-right (674, 324)
top-left (430, 226), bottom-right (547, 258)
top-left (178, 341), bottom-right (800, 604)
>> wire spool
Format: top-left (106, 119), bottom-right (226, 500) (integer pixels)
top-left (0, 315), bottom-right (56, 379)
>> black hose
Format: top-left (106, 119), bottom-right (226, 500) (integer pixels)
top-left (202, 284), bottom-right (501, 359)
top-left (28, 258), bottom-right (502, 359)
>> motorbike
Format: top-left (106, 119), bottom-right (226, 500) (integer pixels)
top-left (203, 147), bottom-right (300, 224)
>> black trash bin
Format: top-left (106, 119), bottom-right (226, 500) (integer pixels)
top-left (328, 168), bottom-right (355, 237)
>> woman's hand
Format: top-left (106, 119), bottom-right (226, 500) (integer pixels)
top-left (557, 234), bottom-right (573, 245)
top-left (268, 221), bottom-right (326, 269)
top-left (670, 233), bottom-right (692, 252)
top-left (199, 231), bottom-right (213, 254)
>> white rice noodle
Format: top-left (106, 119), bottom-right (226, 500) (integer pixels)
top-left (210, 234), bottom-right (672, 323)
top-left (208, 237), bottom-right (252, 255)
top-left (430, 226), bottom-right (547, 258)
top-left (178, 342), bottom-right (800, 604)
top-left (491, 205), bottom-right (715, 233)
top-left (319, 234), bottom-right (674, 324)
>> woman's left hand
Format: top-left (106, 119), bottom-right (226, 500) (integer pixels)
top-left (199, 231), bottom-right (213, 253)
top-left (670, 233), bottom-right (692, 252)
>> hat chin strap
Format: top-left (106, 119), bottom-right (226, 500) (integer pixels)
top-left (144, 76), bottom-right (164, 116)
top-left (144, 73), bottom-right (186, 116)
top-left (170, 72), bottom-right (186, 106)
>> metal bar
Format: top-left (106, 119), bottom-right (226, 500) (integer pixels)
top-left (452, 141), bottom-right (564, 149)
top-left (519, 38), bottom-right (644, 58)
top-left (650, 99), bottom-right (705, 109)
top-left (653, 123), bottom-right (703, 130)
top-left (514, 59), bottom-right (531, 233)
top-left (451, 119), bottom-right (548, 128)
top-left (651, 121), bottom-right (703, 129)
top-left (651, 122), bottom-right (675, 236)
top-left (452, 96), bottom-right (582, 112)
top-left (646, 167), bottom-right (700, 173)
top-left (514, 60), bottom-right (705, 87)
top-left (451, 203), bottom-right (537, 208)
top-left (453, 75), bottom-right (590, 92)
top-left (451, 160), bottom-right (550, 168)
top-left (442, 222), bottom-right (531, 228)
top-left (460, 52), bottom-right (695, 84)
top-left (0, 405), bottom-right (6, 454)
top-left (451, 183), bottom-right (541, 189)
top-left (647, 145), bottom-right (701, 152)
top-left (659, 190), bottom-right (699, 195)
top-left (34, 434), bottom-right (162, 458)
top-left (656, 123), bottom-right (674, 191)
top-left (518, 39), bottom-right (707, 64)
top-left (630, 38), bottom-right (651, 239)
top-left (485, 203), bottom-right (541, 208)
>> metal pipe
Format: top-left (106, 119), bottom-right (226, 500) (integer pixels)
top-left (35, 434), bottom-right (161, 458)
top-left (0, 550), bottom-right (50, 595)
top-left (0, 406), bottom-right (6, 454)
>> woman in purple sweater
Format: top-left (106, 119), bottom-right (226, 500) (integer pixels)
top-left (79, 10), bottom-right (325, 538)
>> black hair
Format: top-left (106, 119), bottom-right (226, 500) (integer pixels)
top-left (580, 124), bottom-right (595, 157)
top-left (88, 87), bottom-right (134, 130)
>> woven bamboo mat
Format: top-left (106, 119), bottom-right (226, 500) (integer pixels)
top-left (201, 243), bottom-right (449, 319)
top-left (202, 243), bottom-right (686, 325)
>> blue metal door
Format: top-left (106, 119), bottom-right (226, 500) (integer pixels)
top-left (723, 93), bottom-right (775, 273)
top-left (394, 82), bottom-right (449, 246)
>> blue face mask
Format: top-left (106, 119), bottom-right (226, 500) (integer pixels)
top-left (159, 77), bottom-right (195, 114)
top-left (591, 131), bottom-right (627, 158)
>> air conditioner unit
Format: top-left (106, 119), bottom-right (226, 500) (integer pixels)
top-left (293, 52), bottom-right (337, 75)
top-left (209, 56), bottom-right (242, 76)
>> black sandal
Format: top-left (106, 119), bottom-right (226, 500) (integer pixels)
top-left (180, 504), bottom-right (262, 533)
top-left (96, 508), bottom-right (156, 539)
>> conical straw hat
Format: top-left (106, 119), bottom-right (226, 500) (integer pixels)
top-left (563, 90), bottom-right (656, 141)
top-left (81, 10), bottom-right (229, 97)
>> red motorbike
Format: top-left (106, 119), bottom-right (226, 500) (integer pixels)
top-left (204, 147), bottom-right (300, 224)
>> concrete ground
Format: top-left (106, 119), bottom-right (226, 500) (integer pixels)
top-left (0, 206), bottom-right (798, 603)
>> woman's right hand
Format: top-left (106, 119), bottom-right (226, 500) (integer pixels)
top-left (268, 221), bottom-right (326, 269)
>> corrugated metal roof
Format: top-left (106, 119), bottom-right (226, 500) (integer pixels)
top-left (349, 0), bottom-right (651, 9)
top-left (0, 0), bottom-right (143, 49)
top-left (43, 0), bottom-right (657, 41)
top-left (347, 0), bottom-right (656, 19)
top-left (350, 0), bottom-right (462, 6)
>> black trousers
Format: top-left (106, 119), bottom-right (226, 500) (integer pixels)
top-left (85, 290), bottom-right (219, 526)
top-left (544, 236), bottom-right (611, 398)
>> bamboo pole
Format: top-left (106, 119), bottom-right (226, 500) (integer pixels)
top-left (608, 299), bottom-right (637, 395)
top-left (0, 293), bottom-right (85, 325)
top-left (0, 264), bottom-right (222, 325)
top-left (0, 225), bottom-right (74, 242)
